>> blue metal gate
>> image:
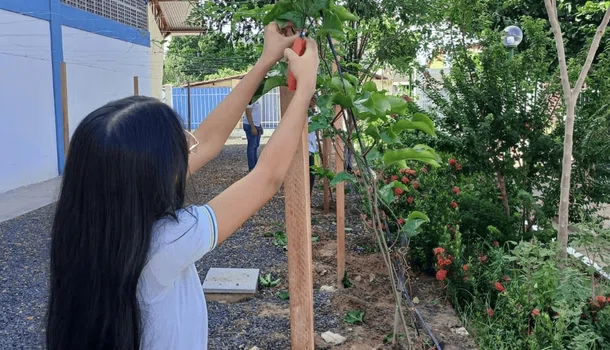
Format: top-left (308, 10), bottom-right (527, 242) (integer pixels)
top-left (172, 87), bottom-right (231, 130)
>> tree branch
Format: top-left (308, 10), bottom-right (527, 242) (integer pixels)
top-left (544, 0), bottom-right (573, 100)
top-left (573, 7), bottom-right (610, 99)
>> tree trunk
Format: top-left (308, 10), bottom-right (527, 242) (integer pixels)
top-left (557, 101), bottom-right (575, 261)
top-left (496, 171), bottom-right (510, 217)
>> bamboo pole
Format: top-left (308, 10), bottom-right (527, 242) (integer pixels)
top-left (133, 76), bottom-right (139, 96)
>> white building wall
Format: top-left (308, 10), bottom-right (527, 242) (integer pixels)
top-left (0, 10), bottom-right (58, 193)
top-left (62, 26), bottom-right (152, 137)
top-left (148, 5), bottom-right (164, 100)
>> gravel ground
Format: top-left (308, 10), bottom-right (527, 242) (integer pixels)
top-left (0, 140), bottom-right (342, 350)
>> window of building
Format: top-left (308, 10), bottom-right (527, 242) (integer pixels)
top-left (62, 0), bottom-right (148, 31)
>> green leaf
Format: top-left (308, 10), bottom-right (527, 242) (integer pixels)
top-left (319, 10), bottom-right (344, 40)
top-left (391, 113), bottom-right (436, 136)
top-left (362, 81), bottom-right (378, 92)
top-left (343, 73), bottom-right (359, 87)
top-left (379, 183), bottom-right (395, 204)
top-left (309, 119), bottom-right (330, 133)
top-left (342, 271), bottom-right (352, 288)
top-left (279, 291), bottom-right (290, 300)
top-left (312, 236), bottom-right (320, 242)
top-left (387, 95), bottom-right (408, 115)
top-left (332, 93), bottom-right (354, 108)
top-left (344, 310), bottom-right (365, 324)
top-left (331, 76), bottom-right (356, 96)
top-left (382, 147), bottom-right (441, 167)
top-left (330, 171), bottom-right (356, 186)
top-left (365, 125), bottom-right (381, 141)
top-left (380, 129), bottom-right (399, 144)
top-left (401, 211), bottom-right (430, 238)
top-left (331, 4), bottom-right (358, 21)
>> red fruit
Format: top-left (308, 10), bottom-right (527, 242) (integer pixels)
top-left (456, 164), bottom-right (463, 171)
top-left (412, 182), bottom-right (420, 189)
top-left (452, 186), bottom-right (460, 195)
top-left (449, 158), bottom-right (457, 166)
top-left (391, 175), bottom-right (398, 181)
top-left (433, 247), bottom-right (445, 256)
top-left (398, 218), bottom-right (405, 225)
top-left (531, 309), bottom-right (540, 317)
top-left (399, 168), bottom-right (407, 174)
top-left (451, 201), bottom-right (458, 209)
top-left (436, 269), bottom-right (447, 281)
top-left (495, 282), bottom-right (505, 292)
top-left (406, 169), bottom-right (416, 176)
top-left (394, 188), bottom-right (404, 195)
top-left (407, 197), bottom-right (414, 204)
top-left (487, 308), bottom-right (494, 317)
top-left (401, 177), bottom-right (410, 184)
top-left (462, 264), bottom-right (469, 272)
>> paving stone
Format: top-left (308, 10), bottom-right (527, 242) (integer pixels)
top-left (202, 268), bottom-right (260, 294)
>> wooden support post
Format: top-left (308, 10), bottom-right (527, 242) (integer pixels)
top-left (322, 137), bottom-right (331, 213)
top-left (187, 82), bottom-right (192, 132)
top-left (334, 109), bottom-right (345, 287)
top-left (60, 62), bottom-right (69, 157)
top-left (279, 86), bottom-right (315, 350)
top-left (133, 76), bottom-right (139, 96)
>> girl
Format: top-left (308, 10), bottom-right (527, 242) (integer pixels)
top-left (46, 24), bottom-right (319, 350)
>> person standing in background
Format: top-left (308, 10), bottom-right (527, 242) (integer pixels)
top-left (243, 99), bottom-right (263, 171)
top-left (308, 96), bottom-right (319, 195)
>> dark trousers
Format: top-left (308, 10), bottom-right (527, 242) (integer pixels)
top-left (309, 153), bottom-right (315, 195)
top-left (244, 124), bottom-right (263, 171)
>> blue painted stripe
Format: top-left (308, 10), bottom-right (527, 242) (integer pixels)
top-left (49, 0), bottom-right (66, 174)
top-left (0, 0), bottom-right (50, 20)
top-left (59, 4), bottom-right (150, 47)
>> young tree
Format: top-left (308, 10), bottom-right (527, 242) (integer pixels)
top-left (543, 0), bottom-right (610, 260)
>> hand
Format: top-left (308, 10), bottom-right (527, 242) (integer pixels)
top-left (283, 37), bottom-right (319, 94)
top-left (260, 22), bottom-right (299, 65)
top-left (252, 127), bottom-right (259, 136)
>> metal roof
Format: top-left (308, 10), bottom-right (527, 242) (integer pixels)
top-left (151, 0), bottom-right (205, 36)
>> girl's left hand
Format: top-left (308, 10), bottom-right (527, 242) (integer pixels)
top-left (260, 22), bottom-right (300, 65)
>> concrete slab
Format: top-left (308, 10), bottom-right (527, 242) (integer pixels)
top-left (0, 177), bottom-right (61, 223)
top-left (202, 268), bottom-right (260, 294)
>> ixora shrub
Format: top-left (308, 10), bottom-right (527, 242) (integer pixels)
top-left (434, 237), bottom-right (610, 349)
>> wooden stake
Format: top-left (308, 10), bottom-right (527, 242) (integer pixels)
top-left (279, 86), bottom-right (315, 350)
top-left (322, 137), bottom-right (331, 213)
top-left (187, 82), bottom-right (192, 132)
top-left (60, 62), bottom-right (69, 157)
top-left (133, 76), bottom-right (139, 96)
top-left (335, 110), bottom-right (345, 288)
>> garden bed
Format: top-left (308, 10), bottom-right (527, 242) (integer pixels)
top-left (189, 141), bottom-right (476, 349)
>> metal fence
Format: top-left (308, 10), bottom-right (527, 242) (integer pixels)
top-left (171, 86), bottom-right (281, 131)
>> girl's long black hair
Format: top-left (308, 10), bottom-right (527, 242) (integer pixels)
top-left (46, 96), bottom-right (189, 350)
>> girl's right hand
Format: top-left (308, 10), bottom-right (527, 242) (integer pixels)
top-left (283, 37), bottom-right (319, 95)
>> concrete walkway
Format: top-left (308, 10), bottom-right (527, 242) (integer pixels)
top-left (0, 177), bottom-right (61, 224)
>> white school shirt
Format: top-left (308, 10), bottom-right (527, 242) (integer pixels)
top-left (138, 205), bottom-right (218, 350)
top-left (243, 100), bottom-right (262, 127)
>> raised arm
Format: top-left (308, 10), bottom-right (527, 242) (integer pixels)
top-left (208, 38), bottom-right (319, 245)
top-left (188, 23), bottom-right (298, 174)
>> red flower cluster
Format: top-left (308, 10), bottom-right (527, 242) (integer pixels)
top-left (493, 241), bottom-right (500, 247)
top-left (397, 218), bottom-right (405, 225)
top-left (407, 197), bottom-right (414, 204)
top-left (391, 175), bottom-right (398, 181)
top-left (448, 158), bottom-right (463, 171)
top-left (434, 247), bottom-right (452, 281)
top-left (421, 167), bottom-right (428, 173)
top-left (436, 269), bottom-right (447, 281)
top-left (412, 182), bottom-right (420, 190)
top-left (394, 187), bottom-right (404, 195)
top-left (494, 281), bottom-right (505, 293)
top-left (462, 264), bottom-right (469, 272)
top-left (452, 186), bottom-right (460, 195)
top-left (401, 176), bottom-right (409, 184)
top-left (451, 201), bottom-right (458, 209)
top-left (478, 255), bottom-right (488, 263)
top-left (595, 295), bottom-right (607, 306)
top-left (531, 309), bottom-right (540, 317)
top-left (406, 169), bottom-right (416, 176)
top-left (487, 308), bottom-right (494, 317)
